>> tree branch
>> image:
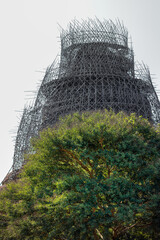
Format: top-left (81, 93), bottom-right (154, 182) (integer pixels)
top-left (61, 148), bottom-right (93, 178)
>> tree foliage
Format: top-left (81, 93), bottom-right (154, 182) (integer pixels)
top-left (0, 110), bottom-right (160, 239)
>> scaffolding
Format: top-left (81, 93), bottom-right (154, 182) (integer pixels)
top-left (3, 18), bottom-right (160, 183)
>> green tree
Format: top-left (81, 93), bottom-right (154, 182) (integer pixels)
top-left (0, 110), bottom-right (160, 239)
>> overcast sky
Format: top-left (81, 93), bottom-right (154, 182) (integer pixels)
top-left (0, 0), bottom-right (160, 183)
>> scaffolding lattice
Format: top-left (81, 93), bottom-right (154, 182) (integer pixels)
top-left (3, 18), bottom-right (160, 183)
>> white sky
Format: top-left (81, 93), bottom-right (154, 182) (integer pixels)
top-left (0, 0), bottom-right (160, 183)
